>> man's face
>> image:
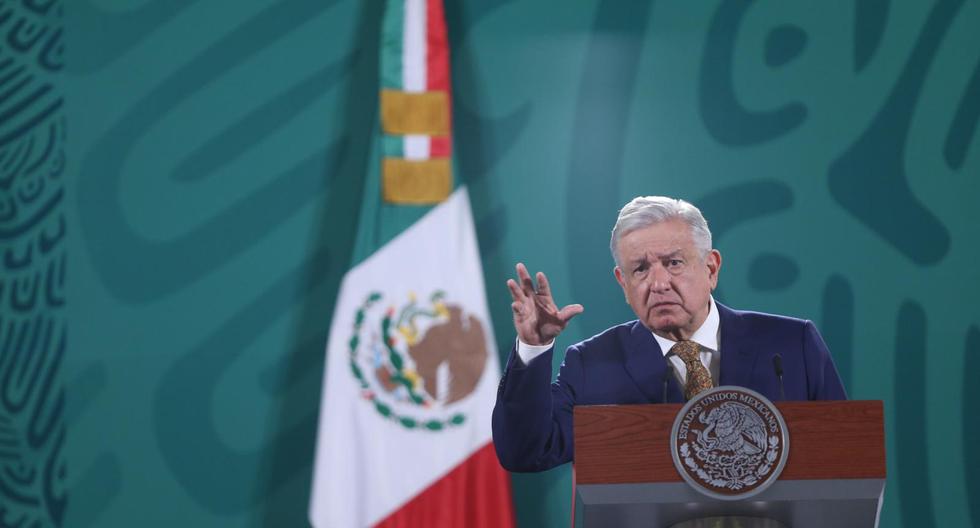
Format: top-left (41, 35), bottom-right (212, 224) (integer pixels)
top-left (613, 220), bottom-right (721, 341)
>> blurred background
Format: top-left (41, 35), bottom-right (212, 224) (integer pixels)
top-left (2, 0), bottom-right (978, 526)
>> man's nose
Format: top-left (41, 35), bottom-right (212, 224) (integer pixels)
top-left (650, 265), bottom-right (671, 292)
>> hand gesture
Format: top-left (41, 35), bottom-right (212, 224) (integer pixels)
top-left (506, 263), bottom-right (584, 346)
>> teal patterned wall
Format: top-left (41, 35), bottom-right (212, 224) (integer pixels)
top-left (0, 0), bottom-right (68, 526)
top-left (3, 0), bottom-right (974, 526)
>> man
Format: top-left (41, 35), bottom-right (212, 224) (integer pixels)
top-left (491, 196), bottom-right (846, 473)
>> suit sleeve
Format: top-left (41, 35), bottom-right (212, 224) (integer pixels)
top-left (802, 320), bottom-right (848, 400)
top-left (491, 342), bottom-right (583, 472)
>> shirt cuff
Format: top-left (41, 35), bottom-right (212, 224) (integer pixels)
top-left (516, 337), bottom-right (555, 365)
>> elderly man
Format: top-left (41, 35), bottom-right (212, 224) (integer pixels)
top-left (491, 196), bottom-right (846, 473)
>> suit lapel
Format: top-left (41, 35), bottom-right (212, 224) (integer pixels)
top-left (623, 321), bottom-right (680, 402)
top-left (623, 303), bottom-right (757, 401)
top-left (717, 302), bottom-right (759, 387)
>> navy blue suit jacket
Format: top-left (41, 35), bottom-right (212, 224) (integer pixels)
top-left (491, 302), bottom-right (847, 472)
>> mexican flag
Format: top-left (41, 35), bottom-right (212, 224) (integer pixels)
top-left (308, 1), bottom-right (515, 526)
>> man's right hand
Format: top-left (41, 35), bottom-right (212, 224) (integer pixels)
top-left (506, 263), bottom-right (584, 346)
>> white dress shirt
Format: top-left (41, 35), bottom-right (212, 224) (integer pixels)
top-left (654, 297), bottom-right (720, 386)
top-left (516, 297), bottom-right (721, 387)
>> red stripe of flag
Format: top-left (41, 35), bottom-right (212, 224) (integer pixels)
top-left (373, 443), bottom-right (515, 528)
top-left (430, 136), bottom-right (451, 157)
top-left (426, 0), bottom-right (452, 157)
top-left (425, 0), bottom-right (449, 91)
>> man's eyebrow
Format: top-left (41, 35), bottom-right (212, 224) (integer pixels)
top-left (628, 250), bottom-right (683, 266)
top-left (627, 255), bottom-right (651, 267)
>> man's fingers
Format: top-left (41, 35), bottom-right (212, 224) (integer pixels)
top-left (510, 262), bottom-right (579, 341)
top-left (515, 262), bottom-right (532, 282)
top-left (506, 279), bottom-right (527, 303)
top-left (557, 304), bottom-right (585, 322)
top-left (515, 262), bottom-right (536, 295)
top-left (535, 271), bottom-right (552, 298)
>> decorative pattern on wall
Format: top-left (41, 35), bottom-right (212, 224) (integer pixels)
top-left (0, 0), bottom-right (68, 526)
top-left (58, 0), bottom-right (980, 526)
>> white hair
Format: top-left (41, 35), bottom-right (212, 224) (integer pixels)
top-left (609, 196), bottom-right (712, 267)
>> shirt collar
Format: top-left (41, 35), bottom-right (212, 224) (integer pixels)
top-left (652, 296), bottom-right (720, 356)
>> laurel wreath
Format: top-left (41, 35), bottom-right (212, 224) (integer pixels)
top-left (348, 291), bottom-right (466, 431)
top-left (680, 437), bottom-right (779, 490)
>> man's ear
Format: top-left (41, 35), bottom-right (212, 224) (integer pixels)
top-left (706, 250), bottom-right (722, 289)
top-left (614, 266), bottom-right (625, 288)
top-left (613, 266), bottom-right (630, 303)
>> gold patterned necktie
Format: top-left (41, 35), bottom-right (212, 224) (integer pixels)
top-left (670, 340), bottom-right (713, 400)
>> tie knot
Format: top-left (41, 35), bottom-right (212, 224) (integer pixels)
top-left (670, 340), bottom-right (701, 363)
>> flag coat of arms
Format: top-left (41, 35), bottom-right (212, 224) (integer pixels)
top-left (308, 0), bottom-right (514, 526)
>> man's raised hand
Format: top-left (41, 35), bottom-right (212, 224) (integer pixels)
top-left (506, 263), bottom-right (584, 346)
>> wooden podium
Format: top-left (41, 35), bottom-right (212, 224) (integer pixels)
top-left (573, 401), bottom-right (886, 528)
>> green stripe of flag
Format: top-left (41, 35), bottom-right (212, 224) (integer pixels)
top-left (380, 0), bottom-right (404, 90)
top-left (382, 134), bottom-right (404, 157)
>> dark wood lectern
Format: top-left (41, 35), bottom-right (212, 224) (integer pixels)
top-left (573, 401), bottom-right (885, 528)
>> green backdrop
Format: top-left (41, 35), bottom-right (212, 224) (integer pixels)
top-left (1, 0), bottom-right (977, 526)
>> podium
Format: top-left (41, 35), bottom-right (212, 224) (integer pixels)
top-left (573, 401), bottom-right (885, 528)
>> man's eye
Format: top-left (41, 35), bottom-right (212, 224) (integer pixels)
top-left (668, 259), bottom-right (683, 267)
